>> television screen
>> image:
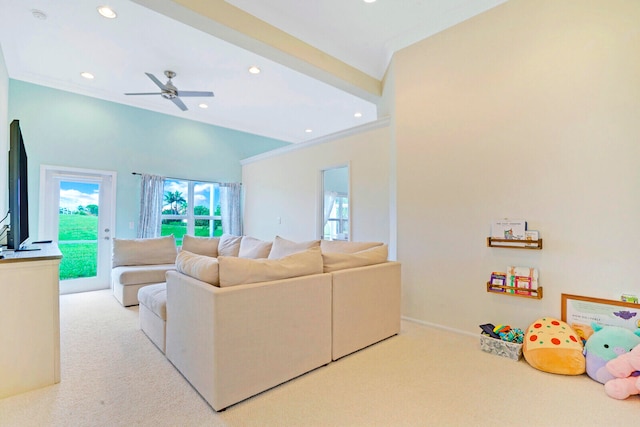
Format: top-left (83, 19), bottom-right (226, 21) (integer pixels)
top-left (7, 119), bottom-right (30, 250)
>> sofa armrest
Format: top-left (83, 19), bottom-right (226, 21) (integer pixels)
top-left (331, 261), bottom-right (401, 360)
top-left (165, 270), bottom-right (332, 411)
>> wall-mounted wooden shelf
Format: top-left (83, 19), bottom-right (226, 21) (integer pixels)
top-left (486, 282), bottom-right (543, 299)
top-left (486, 237), bottom-right (543, 250)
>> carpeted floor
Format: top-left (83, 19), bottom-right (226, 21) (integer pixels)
top-left (0, 289), bottom-right (637, 426)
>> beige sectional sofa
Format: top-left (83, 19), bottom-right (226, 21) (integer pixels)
top-left (130, 234), bottom-right (400, 411)
top-left (111, 235), bottom-right (177, 306)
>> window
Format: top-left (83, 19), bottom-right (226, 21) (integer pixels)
top-left (161, 179), bottom-right (221, 246)
top-left (323, 194), bottom-right (349, 240)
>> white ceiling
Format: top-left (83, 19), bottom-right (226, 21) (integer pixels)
top-left (0, 0), bottom-right (507, 143)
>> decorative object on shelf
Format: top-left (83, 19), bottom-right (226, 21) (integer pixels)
top-left (491, 218), bottom-right (527, 240)
top-left (485, 222), bottom-right (543, 299)
top-left (488, 271), bottom-right (506, 292)
top-left (487, 219), bottom-right (542, 249)
top-left (506, 266), bottom-right (538, 296)
top-left (486, 267), bottom-right (542, 299)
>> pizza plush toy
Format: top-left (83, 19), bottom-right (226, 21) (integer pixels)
top-left (523, 317), bottom-right (585, 375)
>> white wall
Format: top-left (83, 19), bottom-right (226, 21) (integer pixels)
top-left (242, 120), bottom-right (391, 245)
top-left (238, 0), bottom-right (640, 336)
top-left (394, 0), bottom-right (640, 333)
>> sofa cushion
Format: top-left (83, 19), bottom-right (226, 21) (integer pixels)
top-left (137, 283), bottom-right (167, 320)
top-left (268, 235), bottom-right (321, 259)
top-left (175, 250), bottom-right (220, 286)
top-left (320, 240), bottom-right (383, 254)
top-left (112, 264), bottom-right (175, 285)
top-left (219, 246), bottom-right (323, 287)
top-left (181, 235), bottom-right (219, 257)
top-left (239, 236), bottom-right (273, 259)
top-left (112, 235), bottom-right (177, 267)
top-left (218, 234), bottom-right (242, 257)
top-left (322, 244), bottom-right (389, 273)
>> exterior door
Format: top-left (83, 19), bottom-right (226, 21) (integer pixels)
top-left (40, 166), bottom-right (116, 294)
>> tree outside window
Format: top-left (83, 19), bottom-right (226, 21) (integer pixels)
top-left (161, 179), bottom-right (222, 246)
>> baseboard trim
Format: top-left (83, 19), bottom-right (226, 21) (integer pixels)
top-left (401, 316), bottom-right (477, 339)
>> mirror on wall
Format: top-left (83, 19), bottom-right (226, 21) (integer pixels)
top-left (321, 165), bottom-right (349, 241)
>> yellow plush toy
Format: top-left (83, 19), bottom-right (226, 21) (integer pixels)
top-left (523, 317), bottom-right (585, 375)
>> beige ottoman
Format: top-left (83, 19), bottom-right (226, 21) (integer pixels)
top-left (138, 283), bottom-right (167, 353)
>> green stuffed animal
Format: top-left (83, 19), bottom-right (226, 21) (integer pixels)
top-left (583, 323), bottom-right (640, 384)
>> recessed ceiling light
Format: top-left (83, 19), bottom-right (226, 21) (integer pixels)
top-left (354, 112), bottom-right (363, 118)
top-left (363, 0), bottom-right (377, 3)
top-left (80, 72), bottom-right (95, 80)
top-left (198, 103), bottom-right (208, 109)
top-left (248, 66), bottom-right (261, 74)
top-left (31, 9), bottom-right (47, 20)
top-left (97, 6), bottom-right (117, 19)
top-left (305, 129), bottom-right (313, 133)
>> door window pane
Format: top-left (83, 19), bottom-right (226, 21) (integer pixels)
top-left (58, 181), bottom-right (99, 280)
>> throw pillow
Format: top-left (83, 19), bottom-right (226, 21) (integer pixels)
top-left (322, 244), bottom-right (388, 273)
top-left (238, 236), bottom-right (273, 259)
top-left (218, 234), bottom-right (242, 257)
top-left (175, 250), bottom-right (219, 286)
top-left (181, 234), bottom-right (219, 257)
top-left (218, 246), bottom-right (323, 287)
top-left (320, 240), bottom-right (383, 254)
top-left (268, 235), bottom-right (321, 259)
top-left (112, 235), bottom-right (177, 267)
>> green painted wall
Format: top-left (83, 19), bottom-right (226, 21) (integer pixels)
top-left (8, 80), bottom-right (289, 238)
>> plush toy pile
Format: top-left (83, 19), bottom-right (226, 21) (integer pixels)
top-left (483, 316), bottom-right (640, 400)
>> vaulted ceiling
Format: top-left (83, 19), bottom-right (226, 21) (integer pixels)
top-left (0, 0), bottom-right (507, 143)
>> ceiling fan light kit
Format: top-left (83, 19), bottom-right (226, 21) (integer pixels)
top-left (124, 70), bottom-right (214, 111)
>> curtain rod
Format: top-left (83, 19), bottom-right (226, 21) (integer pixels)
top-left (131, 172), bottom-right (240, 185)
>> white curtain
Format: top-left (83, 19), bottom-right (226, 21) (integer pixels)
top-left (323, 191), bottom-right (337, 227)
top-left (137, 174), bottom-right (164, 238)
top-left (220, 182), bottom-right (242, 236)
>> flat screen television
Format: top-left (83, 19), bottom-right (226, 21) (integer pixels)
top-left (7, 119), bottom-right (31, 250)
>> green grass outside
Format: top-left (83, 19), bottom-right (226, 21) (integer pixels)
top-left (58, 214), bottom-right (99, 280)
top-left (58, 214), bottom-right (99, 240)
top-left (161, 220), bottom-right (223, 246)
top-left (59, 242), bottom-right (98, 280)
top-left (58, 214), bottom-right (222, 279)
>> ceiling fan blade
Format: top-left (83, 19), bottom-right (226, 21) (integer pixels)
top-left (171, 97), bottom-right (188, 111)
top-left (176, 90), bottom-right (214, 97)
top-left (145, 72), bottom-right (167, 90)
top-left (124, 92), bottom-right (164, 95)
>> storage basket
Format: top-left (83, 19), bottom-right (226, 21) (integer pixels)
top-left (479, 334), bottom-right (523, 361)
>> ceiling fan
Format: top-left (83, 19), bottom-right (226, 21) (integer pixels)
top-left (124, 70), bottom-right (214, 111)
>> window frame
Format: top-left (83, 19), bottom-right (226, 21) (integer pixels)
top-left (161, 179), bottom-right (222, 241)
